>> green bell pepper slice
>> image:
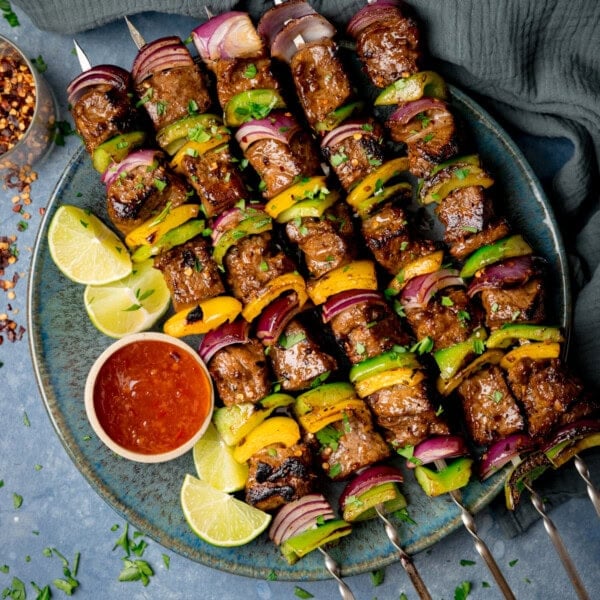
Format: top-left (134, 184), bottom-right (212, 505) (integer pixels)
top-left (92, 130), bottom-right (146, 173)
top-left (155, 113), bottom-right (226, 155)
top-left (429, 154), bottom-right (482, 178)
top-left (315, 101), bottom-right (364, 133)
top-left (433, 327), bottom-right (488, 380)
top-left (259, 392), bottom-right (296, 411)
top-left (275, 190), bottom-right (340, 223)
top-left (504, 451), bottom-right (551, 510)
top-left (349, 349), bottom-right (420, 384)
top-left (294, 382), bottom-right (356, 417)
top-left (375, 71), bottom-right (448, 106)
top-left (280, 519), bottom-right (352, 565)
top-left (414, 457), bottom-right (473, 496)
top-left (212, 214), bottom-right (273, 266)
top-left (546, 432), bottom-right (600, 468)
top-left (460, 234), bottom-right (533, 279)
top-left (419, 165), bottom-right (494, 205)
top-left (342, 481), bottom-right (407, 522)
top-left (224, 89), bottom-right (286, 127)
top-left (131, 218), bottom-right (205, 262)
top-left (486, 324), bottom-right (564, 349)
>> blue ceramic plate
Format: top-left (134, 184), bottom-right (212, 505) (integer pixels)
top-left (28, 87), bottom-right (569, 581)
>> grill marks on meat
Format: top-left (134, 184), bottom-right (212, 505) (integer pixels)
top-left (365, 379), bottom-right (450, 448)
top-left (355, 11), bottom-right (421, 87)
top-left (224, 232), bottom-right (295, 305)
top-left (153, 235), bottom-right (225, 312)
top-left (290, 39), bottom-right (353, 129)
top-left (286, 202), bottom-right (356, 278)
top-left (449, 218), bottom-right (511, 261)
top-left (245, 443), bottom-right (318, 511)
top-left (215, 57), bottom-right (280, 107)
top-left (177, 145), bottom-right (247, 218)
top-left (269, 318), bottom-right (337, 391)
top-left (106, 155), bottom-right (190, 235)
top-left (361, 203), bottom-right (437, 274)
top-left (134, 65), bottom-right (211, 131)
top-left (329, 301), bottom-right (411, 364)
top-left (244, 130), bottom-right (321, 199)
top-left (310, 404), bottom-right (391, 480)
top-left (457, 365), bottom-right (525, 445)
top-left (405, 287), bottom-right (482, 351)
top-left (71, 85), bottom-right (143, 154)
top-left (208, 339), bottom-right (271, 406)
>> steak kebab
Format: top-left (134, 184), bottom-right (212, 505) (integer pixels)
top-left (67, 38), bottom-right (404, 592)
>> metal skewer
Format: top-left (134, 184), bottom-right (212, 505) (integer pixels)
top-left (573, 455), bottom-right (600, 517)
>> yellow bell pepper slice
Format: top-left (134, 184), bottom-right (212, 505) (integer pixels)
top-left (265, 176), bottom-right (329, 219)
top-left (242, 272), bottom-right (308, 322)
top-left (125, 203), bottom-right (201, 249)
top-left (163, 295), bottom-right (242, 338)
top-left (420, 166), bottom-right (494, 205)
top-left (355, 182), bottom-right (412, 219)
top-left (387, 250), bottom-right (445, 293)
top-left (170, 137), bottom-right (231, 173)
top-left (355, 367), bottom-right (426, 399)
top-left (298, 399), bottom-right (365, 434)
top-left (307, 260), bottom-right (378, 305)
top-left (233, 416), bottom-right (300, 463)
top-left (347, 157), bottom-right (410, 209)
top-left (436, 349), bottom-right (505, 396)
top-left (500, 342), bottom-right (561, 370)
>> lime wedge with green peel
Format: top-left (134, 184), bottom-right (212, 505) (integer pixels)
top-left (48, 205), bottom-right (132, 285)
top-left (193, 422), bottom-right (249, 493)
top-left (180, 474), bottom-right (271, 547)
top-left (83, 259), bottom-right (171, 338)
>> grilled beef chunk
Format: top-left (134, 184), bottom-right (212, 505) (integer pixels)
top-left (457, 365), bottom-right (525, 445)
top-left (224, 232), bottom-right (295, 305)
top-left (215, 56), bottom-right (279, 107)
top-left (153, 235), bottom-right (225, 312)
top-left (436, 185), bottom-right (496, 246)
top-left (321, 120), bottom-right (385, 191)
top-left (365, 379), bottom-right (450, 448)
top-left (506, 358), bottom-right (590, 439)
top-left (361, 204), bottom-right (438, 274)
top-left (176, 144), bottom-right (247, 218)
top-left (309, 404), bottom-right (391, 481)
top-left (134, 65), bottom-right (211, 131)
top-left (269, 318), bottom-right (337, 391)
top-left (106, 154), bottom-right (190, 235)
top-left (71, 84), bottom-right (143, 154)
top-left (449, 218), bottom-right (511, 261)
top-left (354, 10), bottom-right (421, 87)
top-left (245, 442), bottom-right (318, 511)
top-left (290, 39), bottom-right (353, 129)
top-left (329, 301), bottom-right (411, 364)
top-left (480, 278), bottom-right (546, 329)
top-left (285, 202), bottom-right (356, 278)
top-left (404, 287), bottom-right (481, 351)
top-left (208, 339), bottom-right (271, 406)
top-left (244, 130), bottom-right (321, 199)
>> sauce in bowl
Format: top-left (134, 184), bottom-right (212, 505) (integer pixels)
top-left (85, 333), bottom-right (214, 462)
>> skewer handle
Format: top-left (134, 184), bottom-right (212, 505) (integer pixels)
top-left (524, 483), bottom-right (591, 600)
top-left (448, 490), bottom-right (516, 600)
top-left (376, 506), bottom-right (432, 600)
top-left (318, 547), bottom-right (355, 600)
top-left (573, 454), bottom-right (600, 518)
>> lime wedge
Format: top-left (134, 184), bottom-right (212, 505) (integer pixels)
top-left (180, 474), bottom-right (271, 547)
top-left (48, 205), bottom-right (132, 285)
top-left (193, 422), bottom-right (249, 493)
top-left (83, 259), bottom-right (170, 338)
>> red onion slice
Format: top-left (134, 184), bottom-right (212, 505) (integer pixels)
top-left (132, 37), bottom-right (194, 84)
top-left (401, 268), bottom-right (465, 310)
top-left (339, 465), bottom-right (404, 510)
top-left (67, 65), bottom-right (129, 106)
top-left (100, 149), bottom-right (159, 187)
top-left (235, 112), bottom-right (301, 152)
top-left (321, 120), bottom-right (372, 151)
top-left (198, 318), bottom-right (251, 364)
top-left (388, 97), bottom-right (449, 125)
top-left (210, 207), bottom-right (244, 244)
top-left (408, 435), bottom-right (469, 469)
top-left (322, 289), bottom-right (386, 323)
top-left (269, 493), bottom-right (335, 546)
top-left (256, 292), bottom-right (302, 346)
top-left (347, 1), bottom-right (402, 39)
top-left (257, 0), bottom-right (317, 47)
top-left (541, 419), bottom-right (600, 453)
top-left (271, 13), bottom-right (337, 64)
top-left (467, 255), bottom-right (545, 297)
top-left (479, 434), bottom-right (534, 480)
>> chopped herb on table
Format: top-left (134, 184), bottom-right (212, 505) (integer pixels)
top-left (0, 0), bottom-right (19, 26)
top-left (294, 586), bottom-right (314, 598)
top-left (454, 580), bottom-right (472, 600)
top-left (370, 568), bottom-right (385, 586)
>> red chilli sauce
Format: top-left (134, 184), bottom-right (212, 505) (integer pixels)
top-left (94, 340), bottom-right (210, 454)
